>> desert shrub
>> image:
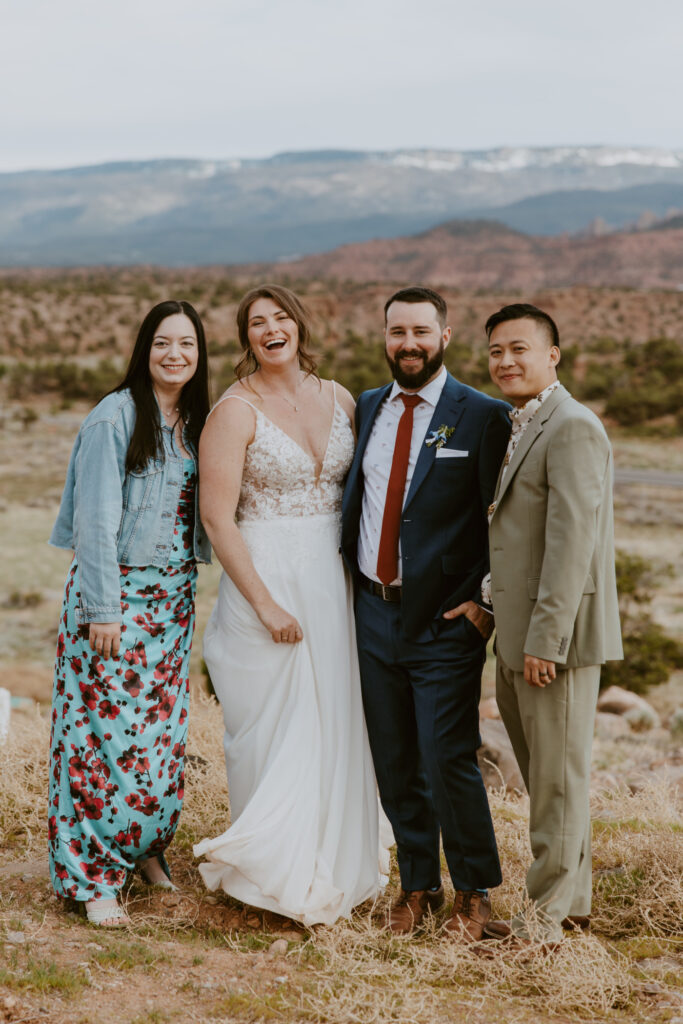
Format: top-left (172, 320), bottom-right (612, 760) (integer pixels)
top-left (586, 335), bottom-right (621, 354)
top-left (580, 361), bottom-right (621, 400)
top-left (212, 356), bottom-right (237, 396)
top-left (446, 347), bottom-right (488, 388)
top-left (5, 589), bottom-right (44, 608)
top-left (329, 330), bottom-right (388, 397)
top-left (20, 405), bottom-right (39, 428)
top-left (207, 336), bottom-right (240, 358)
top-left (557, 343), bottom-right (579, 392)
top-left (606, 384), bottom-right (683, 426)
top-left (7, 361), bottom-right (31, 399)
top-left (613, 551), bottom-right (665, 611)
top-left (602, 621), bottom-right (683, 693)
top-left (601, 551), bottom-right (683, 693)
top-left (9, 358), bottom-right (122, 404)
top-left (604, 337), bottom-right (683, 427)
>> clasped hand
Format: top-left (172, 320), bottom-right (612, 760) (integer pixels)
top-left (88, 622), bottom-right (121, 660)
top-left (258, 601), bottom-right (304, 644)
top-left (524, 655), bottom-right (556, 688)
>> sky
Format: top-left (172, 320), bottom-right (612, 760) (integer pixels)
top-left (1, 0), bottom-right (682, 172)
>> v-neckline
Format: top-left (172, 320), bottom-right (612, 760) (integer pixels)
top-left (254, 399), bottom-right (339, 479)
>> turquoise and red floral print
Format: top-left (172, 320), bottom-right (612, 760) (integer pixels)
top-left (48, 462), bottom-right (198, 902)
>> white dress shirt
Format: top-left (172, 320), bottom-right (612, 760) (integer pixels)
top-left (358, 367), bottom-right (447, 585)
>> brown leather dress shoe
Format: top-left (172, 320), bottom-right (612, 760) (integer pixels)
top-left (483, 919), bottom-right (561, 951)
top-left (483, 918), bottom-right (511, 940)
top-left (444, 891), bottom-right (491, 941)
top-left (387, 886), bottom-right (445, 934)
top-left (562, 915), bottom-right (590, 932)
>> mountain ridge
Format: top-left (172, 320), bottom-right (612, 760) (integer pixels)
top-left (3, 145), bottom-right (683, 266)
top-left (275, 217), bottom-right (683, 290)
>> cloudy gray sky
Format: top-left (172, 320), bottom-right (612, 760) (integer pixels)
top-left (2, 0), bottom-right (682, 171)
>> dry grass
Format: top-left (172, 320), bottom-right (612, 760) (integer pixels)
top-left (2, 695), bottom-right (681, 1023)
top-left (591, 780), bottom-right (683, 938)
top-left (275, 913), bottom-right (633, 1022)
top-left (0, 705), bottom-right (50, 859)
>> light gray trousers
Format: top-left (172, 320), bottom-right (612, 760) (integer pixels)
top-left (496, 654), bottom-right (601, 940)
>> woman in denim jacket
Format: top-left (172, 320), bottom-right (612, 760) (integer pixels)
top-left (48, 300), bottom-right (211, 926)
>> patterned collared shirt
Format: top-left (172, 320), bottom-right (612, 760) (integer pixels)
top-left (481, 380), bottom-right (560, 606)
top-left (490, 380), bottom-right (560, 516)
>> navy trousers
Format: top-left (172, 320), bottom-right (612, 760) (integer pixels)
top-left (355, 587), bottom-right (502, 893)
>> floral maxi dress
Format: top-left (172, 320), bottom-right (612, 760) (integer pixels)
top-left (48, 460), bottom-right (198, 902)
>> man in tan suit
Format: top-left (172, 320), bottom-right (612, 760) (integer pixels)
top-left (482, 303), bottom-right (622, 946)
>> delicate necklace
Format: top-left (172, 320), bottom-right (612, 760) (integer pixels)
top-left (154, 390), bottom-right (180, 424)
top-left (267, 386), bottom-right (302, 413)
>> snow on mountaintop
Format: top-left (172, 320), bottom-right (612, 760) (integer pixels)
top-left (385, 146), bottom-right (683, 174)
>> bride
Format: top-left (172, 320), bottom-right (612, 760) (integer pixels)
top-left (193, 284), bottom-right (387, 926)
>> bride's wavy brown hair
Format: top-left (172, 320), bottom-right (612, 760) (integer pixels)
top-left (235, 284), bottom-right (318, 381)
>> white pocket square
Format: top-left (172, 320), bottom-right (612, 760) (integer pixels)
top-left (435, 448), bottom-right (469, 459)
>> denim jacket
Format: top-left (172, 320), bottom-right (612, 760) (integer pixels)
top-left (50, 389), bottom-right (211, 625)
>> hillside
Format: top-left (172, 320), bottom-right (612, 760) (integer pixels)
top-left (1, 272), bottom-right (681, 438)
top-left (466, 182), bottom-right (683, 235)
top-left (281, 218), bottom-right (683, 290)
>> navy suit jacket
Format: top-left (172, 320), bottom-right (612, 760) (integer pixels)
top-left (341, 373), bottom-right (511, 642)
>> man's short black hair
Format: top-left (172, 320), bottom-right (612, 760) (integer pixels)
top-left (485, 303), bottom-right (560, 348)
top-left (384, 286), bottom-right (448, 329)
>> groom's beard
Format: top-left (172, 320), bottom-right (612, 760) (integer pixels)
top-left (385, 341), bottom-right (445, 390)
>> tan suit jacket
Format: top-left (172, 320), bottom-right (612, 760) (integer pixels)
top-left (489, 385), bottom-right (623, 671)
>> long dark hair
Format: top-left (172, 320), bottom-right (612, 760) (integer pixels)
top-left (113, 300), bottom-right (210, 472)
top-left (235, 284), bottom-right (318, 380)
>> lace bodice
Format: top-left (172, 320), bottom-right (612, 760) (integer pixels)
top-left (215, 392), bottom-right (354, 522)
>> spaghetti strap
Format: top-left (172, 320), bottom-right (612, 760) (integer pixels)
top-left (331, 380), bottom-right (337, 405)
top-left (207, 393), bottom-right (261, 419)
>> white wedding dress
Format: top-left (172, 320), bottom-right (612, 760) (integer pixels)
top-left (193, 388), bottom-right (389, 926)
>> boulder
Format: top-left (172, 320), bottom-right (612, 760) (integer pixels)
top-left (268, 939), bottom-right (288, 957)
top-left (594, 711), bottom-right (630, 740)
top-left (597, 686), bottom-right (660, 728)
top-left (477, 719), bottom-right (524, 793)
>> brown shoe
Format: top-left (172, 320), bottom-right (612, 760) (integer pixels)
top-left (444, 891), bottom-right (491, 942)
top-left (561, 915), bottom-right (590, 932)
top-left (387, 886), bottom-right (445, 934)
top-left (483, 919), bottom-right (562, 951)
top-left (483, 918), bottom-right (511, 940)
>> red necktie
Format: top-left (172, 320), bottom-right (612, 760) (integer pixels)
top-left (376, 393), bottom-right (422, 585)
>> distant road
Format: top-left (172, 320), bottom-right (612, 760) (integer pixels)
top-left (615, 468), bottom-right (683, 489)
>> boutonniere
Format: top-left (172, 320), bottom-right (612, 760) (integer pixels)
top-left (425, 424), bottom-right (455, 449)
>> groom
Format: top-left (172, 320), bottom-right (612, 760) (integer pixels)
top-left (342, 286), bottom-right (511, 939)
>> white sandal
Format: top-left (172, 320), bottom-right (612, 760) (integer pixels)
top-left (139, 855), bottom-right (178, 891)
top-left (84, 899), bottom-right (130, 927)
